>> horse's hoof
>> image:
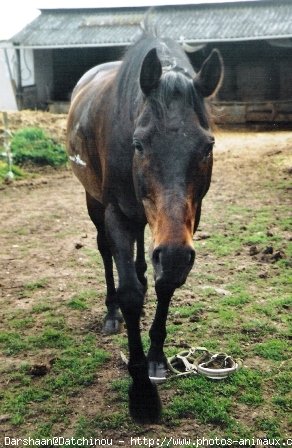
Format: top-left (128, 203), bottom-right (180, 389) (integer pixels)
top-left (102, 313), bottom-right (123, 335)
top-left (148, 361), bottom-right (167, 384)
top-left (129, 381), bottom-right (162, 424)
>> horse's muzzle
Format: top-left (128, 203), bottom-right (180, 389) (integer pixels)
top-left (152, 244), bottom-right (195, 291)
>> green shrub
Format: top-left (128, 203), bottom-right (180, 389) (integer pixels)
top-left (11, 127), bottom-right (67, 167)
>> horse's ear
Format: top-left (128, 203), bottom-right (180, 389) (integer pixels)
top-left (194, 49), bottom-right (223, 98)
top-left (140, 48), bottom-right (162, 95)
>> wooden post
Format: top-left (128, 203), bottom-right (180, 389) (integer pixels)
top-left (2, 112), bottom-right (14, 181)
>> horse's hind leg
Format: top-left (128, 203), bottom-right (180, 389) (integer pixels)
top-left (86, 192), bottom-right (123, 334)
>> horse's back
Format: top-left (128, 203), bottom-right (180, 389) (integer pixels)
top-left (67, 61), bottom-right (121, 203)
top-left (72, 61), bottom-right (122, 99)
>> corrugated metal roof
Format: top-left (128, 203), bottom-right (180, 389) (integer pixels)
top-left (9, 1), bottom-right (292, 48)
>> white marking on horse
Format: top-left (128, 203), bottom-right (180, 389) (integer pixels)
top-left (69, 154), bottom-right (86, 166)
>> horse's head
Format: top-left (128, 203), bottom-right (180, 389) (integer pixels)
top-left (133, 46), bottom-right (223, 292)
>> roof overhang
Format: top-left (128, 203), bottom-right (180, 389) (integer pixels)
top-left (6, 2), bottom-right (292, 50)
top-left (6, 35), bottom-right (292, 50)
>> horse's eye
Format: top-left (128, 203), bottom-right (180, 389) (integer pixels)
top-left (133, 140), bottom-right (144, 153)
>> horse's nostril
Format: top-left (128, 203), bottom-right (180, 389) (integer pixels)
top-left (188, 249), bottom-right (195, 266)
top-left (152, 247), bottom-right (162, 265)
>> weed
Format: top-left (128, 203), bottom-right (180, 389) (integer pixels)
top-left (222, 291), bottom-right (251, 307)
top-left (3, 387), bottom-right (51, 425)
top-left (24, 278), bottom-right (49, 291)
top-left (254, 339), bottom-right (290, 361)
top-left (67, 297), bottom-right (88, 310)
top-left (0, 331), bottom-right (29, 355)
top-left (255, 417), bottom-right (281, 438)
top-left (272, 369), bottom-right (292, 395)
top-left (171, 303), bottom-right (204, 318)
top-left (272, 395), bottom-right (291, 411)
top-left (46, 335), bottom-right (109, 392)
top-left (32, 302), bottom-right (52, 313)
top-left (31, 423), bottom-right (53, 438)
top-left (0, 160), bottom-right (27, 181)
top-left (241, 319), bottom-right (276, 337)
top-left (29, 328), bottom-right (72, 350)
top-left (74, 412), bottom-right (132, 437)
top-left (111, 378), bottom-right (130, 402)
top-left (168, 393), bottom-right (232, 426)
top-left (11, 127), bottom-right (67, 167)
top-left (8, 316), bottom-right (35, 330)
top-left (44, 315), bottom-right (66, 330)
top-left (67, 289), bottom-right (97, 309)
top-left (199, 234), bottom-right (242, 257)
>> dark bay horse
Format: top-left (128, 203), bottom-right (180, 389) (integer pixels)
top-left (67, 30), bottom-right (223, 423)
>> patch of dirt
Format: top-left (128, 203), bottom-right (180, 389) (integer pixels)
top-left (0, 110), bottom-right (67, 145)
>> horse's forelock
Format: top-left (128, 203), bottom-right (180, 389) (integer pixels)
top-left (158, 70), bottom-right (196, 107)
top-left (148, 69), bottom-right (210, 129)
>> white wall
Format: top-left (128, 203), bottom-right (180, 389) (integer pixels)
top-left (0, 44), bottom-right (36, 110)
top-left (0, 46), bottom-right (18, 110)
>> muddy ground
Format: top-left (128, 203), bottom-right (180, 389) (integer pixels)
top-left (0, 111), bottom-right (291, 442)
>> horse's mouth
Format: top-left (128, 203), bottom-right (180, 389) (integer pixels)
top-left (152, 244), bottom-right (195, 292)
top-left (154, 268), bottom-right (191, 292)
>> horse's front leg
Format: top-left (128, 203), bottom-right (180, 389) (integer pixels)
top-left (105, 204), bottom-right (161, 424)
top-left (148, 285), bottom-right (175, 382)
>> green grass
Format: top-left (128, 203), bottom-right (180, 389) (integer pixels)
top-left (8, 316), bottom-right (35, 330)
top-left (24, 278), bottom-right (49, 290)
top-left (241, 319), bottom-right (276, 337)
top-left (46, 337), bottom-right (109, 392)
top-left (253, 339), bottom-right (290, 361)
top-left (221, 289), bottom-right (252, 307)
top-left (164, 375), bottom-right (234, 426)
top-left (171, 303), bottom-right (204, 318)
top-left (0, 161), bottom-right (27, 181)
top-left (0, 331), bottom-right (30, 355)
top-left (29, 329), bottom-right (72, 350)
top-left (67, 297), bottom-right (89, 310)
top-left (74, 412), bottom-right (131, 438)
top-left (32, 301), bottom-right (53, 313)
top-left (11, 127), bottom-right (68, 167)
top-left (0, 134), bottom-right (290, 439)
top-left (67, 289), bottom-right (97, 310)
top-left (1, 333), bottom-right (109, 427)
top-left (199, 234), bottom-right (242, 257)
top-left (255, 417), bottom-right (281, 438)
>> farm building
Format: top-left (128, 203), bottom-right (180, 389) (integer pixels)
top-left (1, 0), bottom-right (292, 124)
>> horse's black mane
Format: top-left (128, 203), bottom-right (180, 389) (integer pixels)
top-left (114, 28), bottom-right (210, 129)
